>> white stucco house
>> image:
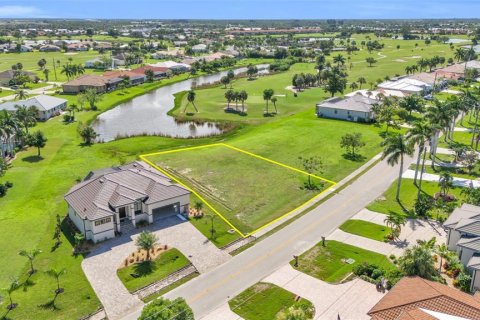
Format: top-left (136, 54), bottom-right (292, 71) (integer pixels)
top-left (0, 95), bottom-right (68, 121)
top-left (445, 203), bottom-right (480, 292)
top-left (64, 161), bottom-right (190, 243)
top-left (316, 93), bottom-right (377, 122)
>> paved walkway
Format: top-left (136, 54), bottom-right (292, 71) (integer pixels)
top-left (83, 216), bottom-right (231, 320)
top-left (263, 265), bottom-right (385, 320)
top-left (402, 169), bottom-right (480, 188)
top-left (200, 303), bottom-right (242, 320)
top-left (330, 211), bottom-right (446, 257)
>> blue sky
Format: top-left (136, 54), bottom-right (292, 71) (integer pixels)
top-left (0, 0), bottom-right (479, 19)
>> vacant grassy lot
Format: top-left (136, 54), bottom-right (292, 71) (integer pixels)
top-left (229, 282), bottom-right (314, 320)
top-left (339, 219), bottom-right (391, 241)
top-left (291, 240), bottom-right (396, 283)
top-left (117, 248), bottom-right (190, 293)
top-left (148, 144), bottom-right (331, 235)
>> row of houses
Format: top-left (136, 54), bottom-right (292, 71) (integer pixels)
top-left (62, 65), bottom-right (171, 94)
top-left (0, 40), bottom-right (113, 53)
top-left (316, 61), bottom-right (480, 123)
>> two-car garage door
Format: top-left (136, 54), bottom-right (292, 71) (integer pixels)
top-left (152, 203), bottom-right (179, 221)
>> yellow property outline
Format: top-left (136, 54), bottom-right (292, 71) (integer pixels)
top-left (140, 143), bottom-right (337, 237)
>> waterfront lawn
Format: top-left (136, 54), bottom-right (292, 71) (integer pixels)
top-left (291, 240), bottom-right (395, 283)
top-left (149, 144), bottom-right (330, 235)
top-left (367, 178), bottom-right (463, 218)
top-left (229, 282), bottom-right (314, 320)
top-left (339, 220), bottom-right (391, 241)
top-left (117, 248), bottom-right (190, 293)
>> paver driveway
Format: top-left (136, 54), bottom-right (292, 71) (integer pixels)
top-left (82, 216), bottom-right (231, 320)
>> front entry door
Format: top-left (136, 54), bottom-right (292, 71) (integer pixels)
top-left (119, 207), bottom-right (127, 221)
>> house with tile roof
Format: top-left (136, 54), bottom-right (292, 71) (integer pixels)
top-left (367, 276), bottom-right (480, 320)
top-left (445, 203), bottom-right (480, 292)
top-left (316, 93), bottom-right (377, 122)
top-left (64, 161), bottom-right (190, 243)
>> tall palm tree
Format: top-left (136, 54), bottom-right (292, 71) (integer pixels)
top-left (407, 121), bottom-right (435, 192)
top-left (239, 90), bottom-right (248, 113)
top-left (184, 90), bottom-right (198, 113)
top-left (18, 248), bottom-right (42, 275)
top-left (263, 89), bottom-right (274, 114)
top-left (224, 90), bottom-right (234, 110)
top-left (15, 104), bottom-right (37, 134)
top-left (435, 243), bottom-right (450, 273)
top-left (438, 172), bottom-right (453, 196)
top-left (271, 97), bottom-right (278, 114)
top-left (66, 103), bottom-right (79, 121)
top-left (382, 134), bottom-right (415, 201)
top-left (357, 77), bottom-right (366, 89)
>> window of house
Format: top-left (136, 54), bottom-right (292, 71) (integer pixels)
top-left (134, 201), bottom-right (142, 215)
top-left (95, 217), bottom-right (112, 226)
top-left (334, 109), bottom-right (337, 114)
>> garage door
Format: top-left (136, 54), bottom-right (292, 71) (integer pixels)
top-left (152, 204), bottom-right (178, 221)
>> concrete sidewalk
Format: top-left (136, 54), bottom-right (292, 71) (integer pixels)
top-left (402, 169), bottom-right (480, 188)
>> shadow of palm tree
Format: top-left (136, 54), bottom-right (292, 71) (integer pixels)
top-left (21, 155), bottom-right (44, 163)
top-left (133, 260), bottom-right (157, 277)
top-left (342, 153), bottom-right (367, 162)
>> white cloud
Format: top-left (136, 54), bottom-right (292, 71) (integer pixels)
top-left (0, 5), bottom-right (43, 18)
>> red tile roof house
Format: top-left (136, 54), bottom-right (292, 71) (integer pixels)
top-left (64, 161), bottom-right (190, 243)
top-left (436, 61), bottom-right (480, 80)
top-left (131, 66), bottom-right (170, 79)
top-left (62, 75), bottom-right (110, 94)
top-left (367, 277), bottom-right (480, 320)
top-left (103, 70), bottom-right (147, 86)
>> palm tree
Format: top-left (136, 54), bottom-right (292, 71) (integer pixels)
top-left (357, 77), bottom-right (366, 89)
top-left (135, 231), bottom-right (158, 260)
top-left (384, 212), bottom-right (406, 240)
top-left (15, 89), bottom-right (28, 101)
top-left (271, 97), bottom-right (278, 114)
top-left (333, 54), bottom-right (346, 66)
top-left (382, 134), bottom-right (414, 201)
top-left (3, 277), bottom-right (20, 310)
top-left (19, 248), bottom-right (42, 275)
top-left (239, 90), bottom-right (248, 113)
top-left (28, 131), bottom-right (47, 156)
top-left (43, 68), bottom-right (50, 82)
top-left (399, 245), bottom-right (438, 280)
top-left (438, 172), bottom-right (453, 196)
top-left (79, 125), bottom-right (97, 145)
top-left (45, 268), bottom-right (67, 294)
top-left (66, 103), bottom-right (80, 121)
top-left (15, 104), bottom-right (37, 134)
top-left (224, 90), bottom-right (235, 109)
top-left (349, 82), bottom-right (358, 92)
top-left (263, 89), bottom-right (274, 114)
top-left (184, 90), bottom-right (198, 113)
top-left (435, 243), bottom-right (450, 273)
top-left (407, 121), bottom-right (435, 191)
top-left (454, 47), bottom-right (466, 62)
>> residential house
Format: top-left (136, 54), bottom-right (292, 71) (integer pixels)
top-left (316, 93), bottom-right (377, 122)
top-left (103, 71), bottom-right (146, 85)
top-left (445, 203), bottom-right (480, 292)
top-left (131, 66), bottom-right (169, 79)
top-left (84, 57), bottom-right (106, 69)
top-left (151, 49), bottom-right (183, 60)
top-left (64, 161), bottom-right (190, 243)
top-left (436, 61), bottom-right (480, 79)
top-left (367, 276), bottom-right (480, 320)
top-left (377, 77), bottom-right (432, 96)
top-left (148, 61), bottom-right (190, 73)
top-left (0, 95), bottom-right (68, 121)
top-left (39, 44), bottom-right (61, 52)
top-left (62, 75), bottom-right (109, 93)
top-left (191, 43), bottom-right (208, 53)
top-left (0, 70), bottom-right (37, 86)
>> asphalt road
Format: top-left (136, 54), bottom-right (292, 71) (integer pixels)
top-left (123, 155), bottom-right (411, 319)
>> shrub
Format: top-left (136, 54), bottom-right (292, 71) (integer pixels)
top-left (371, 268), bottom-right (385, 280)
top-left (0, 184), bottom-right (7, 197)
top-left (5, 181), bottom-right (13, 188)
top-left (456, 272), bottom-right (472, 292)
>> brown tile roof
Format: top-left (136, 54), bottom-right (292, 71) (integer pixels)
top-left (368, 277), bottom-right (480, 320)
top-left (63, 74), bottom-right (108, 87)
top-left (64, 161), bottom-right (190, 221)
top-left (395, 309), bottom-right (437, 320)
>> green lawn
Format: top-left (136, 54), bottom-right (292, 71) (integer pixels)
top-left (339, 219), bottom-right (391, 241)
top-left (291, 240), bottom-right (396, 283)
top-left (229, 282), bottom-right (314, 320)
top-left (367, 178), bottom-right (463, 218)
top-left (117, 248), bottom-right (190, 293)
top-left (0, 89), bottom-right (14, 98)
top-left (148, 144), bottom-right (331, 235)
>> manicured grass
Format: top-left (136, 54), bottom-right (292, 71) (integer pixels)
top-left (367, 178), bottom-right (463, 218)
top-left (291, 240), bottom-right (396, 283)
top-left (148, 144), bottom-right (330, 235)
top-left (0, 89), bottom-right (14, 98)
top-left (117, 248), bottom-right (190, 293)
top-left (229, 282), bottom-right (314, 320)
top-left (339, 219), bottom-right (391, 241)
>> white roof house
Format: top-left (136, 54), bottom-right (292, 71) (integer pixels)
top-left (377, 78), bottom-right (431, 95)
top-left (148, 61), bottom-right (191, 71)
top-left (191, 44), bottom-right (208, 52)
top-left (316, 93), bottom-right (377, 122)
top-left (0, 95), bottom-right (68, 120)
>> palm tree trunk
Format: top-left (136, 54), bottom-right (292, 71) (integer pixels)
top-left (413, 144), bottom-right (423, 185)
top-left (396, 155), bottom-right (404, 201)
top-left (418, 145), bottom-right (428, 198)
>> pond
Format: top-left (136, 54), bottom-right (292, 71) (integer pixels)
top-left (93, 64), bottom-right (270, 142)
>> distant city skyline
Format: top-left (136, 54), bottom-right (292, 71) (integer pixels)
top-left (0, 0), bottom-right (479, 19)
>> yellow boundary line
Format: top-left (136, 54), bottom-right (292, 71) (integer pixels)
top-left (140, 143), bottom-right (337, 237)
